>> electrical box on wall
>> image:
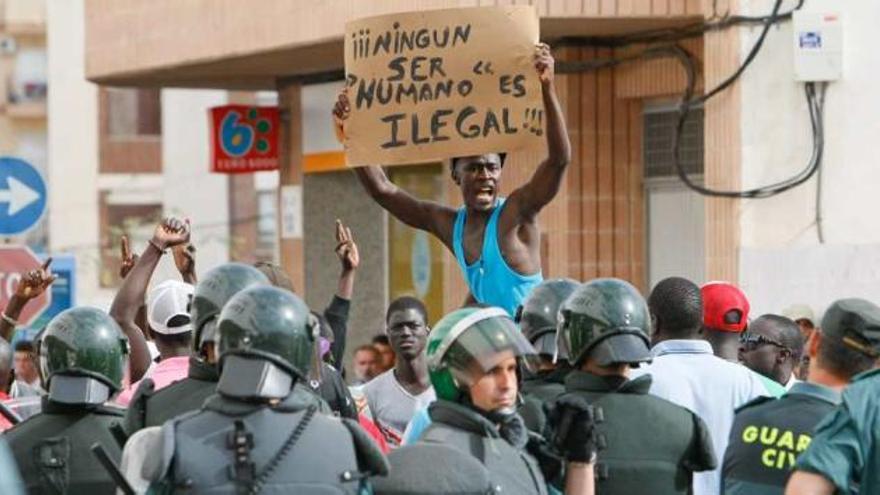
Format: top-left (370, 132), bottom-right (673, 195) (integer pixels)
top-left (793, 11), bottom-right (842, 82)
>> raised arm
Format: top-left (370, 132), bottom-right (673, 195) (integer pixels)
top-left (109, 218), bottom-right (190, 382)
top-left (325, 219), bottom-right (359, 366)
top-left (0, 259), bottom-right (56, 342)
top-left (334, 91), bottom-right (456, 245)
top-left (508, 43), bottom-right (572, 220)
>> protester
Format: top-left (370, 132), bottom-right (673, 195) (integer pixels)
top-left (0, 259), bottom-right (55, 343)
top-left (361, 296), bottom-right (435, 447)
top-left (109, 217), bottom-right (192, 389)
top-left (334, 43), bottom-right (571, 316)
top-left (123, 262), bottom-right (269, 435)
top-left (554, 278), bottom-right (717, 494)
top-left (630, 276), bottom-right (784, 495)
top-left (11, 341), bottom-right (41, 394)
top-left (352, 344), bottom-right (381, 386)
top-left (782, 303), bottom-right (816, 341)
top-left (702, 282), bottom-right (751, 362)
top-left (724, 299), bottom-right (880, 495)
top-left (783, 303), bottom-right (816, 380)
top-left (738, 315), bottom-right (804, 389)
top-left (115, 279), bottom-right (194, 406)
top-left (372, 334), bottom-right (396, 373)
top-left (785, 298), bottom-right (880, 495)
top-left (0, 341), bottom-right (18, 430)
top-left (5, 307), bottom-right (128, 493)
top-left (136, 286), bottom-right (388, 492)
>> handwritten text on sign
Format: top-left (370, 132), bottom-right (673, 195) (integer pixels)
top-left (344, 6), bottom-right (543, 167)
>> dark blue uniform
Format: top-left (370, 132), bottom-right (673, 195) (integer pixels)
top-left (721, 381), bottom-right (841, 494)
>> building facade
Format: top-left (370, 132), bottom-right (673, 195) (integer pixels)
top-left (77, 0), bottom-right (877, 361)
top-left (0, 0), bottom-right (47, 251)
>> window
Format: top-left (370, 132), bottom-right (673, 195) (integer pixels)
top-left (643, 105), bottom-right (706, 288)
top-left (643, 106), bottom-right (704, 179)
top-left (106, 88), bottom-right (161, 137)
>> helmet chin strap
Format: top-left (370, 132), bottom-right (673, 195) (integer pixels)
top-left (49, 375), bottom-right (111, 405)
top-left (217, 355), bottom-right (295, 401)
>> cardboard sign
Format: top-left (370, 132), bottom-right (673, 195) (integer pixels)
top-left (210, 105), bottom-right (280, 174)
top-left (344, 6), bottom-right (543, 167)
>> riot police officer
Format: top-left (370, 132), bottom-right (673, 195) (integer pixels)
top-left (144, 285), bottom-right (387, 493)
top-left (516, 278), bottom-right (579, 433)
top-left (517, 277), bottom-right (579, 399)
top-left (5, 307), bottom-right (129, 494)
top-left (123, 262), bottom-right (270, 435)
top-left (376, 306), bottom-right (551, 495)
top-left (553, 278), bottom-right (717, 495)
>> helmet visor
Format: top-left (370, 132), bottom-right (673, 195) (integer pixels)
top-left (436, 310), bottom-right (538, 380)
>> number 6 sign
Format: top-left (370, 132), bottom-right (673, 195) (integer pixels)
top-left (210, 105), bottom-right (280, 174)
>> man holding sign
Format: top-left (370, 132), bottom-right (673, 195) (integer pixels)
top-left (334, 8), bottom-right (570, 316)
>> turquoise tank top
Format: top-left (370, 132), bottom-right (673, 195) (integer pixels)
top-left (452, 198), bottom-right (543, 316)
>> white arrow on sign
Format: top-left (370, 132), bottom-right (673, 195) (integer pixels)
top-left (0, 176), bottom-right (40, 216)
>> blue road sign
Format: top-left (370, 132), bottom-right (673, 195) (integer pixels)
top-left (0, 157), bottom-right (47, 236)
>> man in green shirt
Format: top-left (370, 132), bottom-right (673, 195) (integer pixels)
top-left (785, 298), bottom-right (880, 495)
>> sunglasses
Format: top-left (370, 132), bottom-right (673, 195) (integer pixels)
top-left (739, 332), bottom-right (789, 352)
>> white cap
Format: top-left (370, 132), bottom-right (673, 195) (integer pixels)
top-left (148, 280), bottom-right (194, 335)
top-left (782, 304), bottom-right (815, 324)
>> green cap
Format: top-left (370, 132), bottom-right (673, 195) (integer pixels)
top-left (821, 298), bottom-right (880, 358)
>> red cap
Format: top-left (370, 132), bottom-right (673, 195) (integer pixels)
top-left (701, 282), bottom-right (750, 333)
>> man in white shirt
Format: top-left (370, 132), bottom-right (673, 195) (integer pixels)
top-left (630, 277), bottom-right (784, 495)
top-left (361, 297), bottom-right (436, 447)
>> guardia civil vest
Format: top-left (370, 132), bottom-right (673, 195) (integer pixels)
top-left (154, 386), bottom-right (386, 494)
top-left (5, 399), bottom-right (125, 494)
top-left (420, 400), bottom-right (548, 495)
top-left (563, 371), bottom-right (717, 495)
top-left (124, 356), bottom-right (219, 435)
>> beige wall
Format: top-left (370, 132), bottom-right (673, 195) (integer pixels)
top-left (84, 0), bottom-right (703, 88)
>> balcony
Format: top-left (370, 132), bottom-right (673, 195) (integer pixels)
top-left (5, 79), bottom-right (46, 120)
top-left (0, 0), bottom-right (46, 38)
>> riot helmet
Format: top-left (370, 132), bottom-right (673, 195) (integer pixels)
top-left (39, 307), bottom-right (129, 405)
top-left (515, 278), bottom-right (579, 359)
top-left (557, 278), bottom-right (651, 367)
top-left (427, 307), bottom-right (536, 403)
top-left (215, 286), bottom-right (317, 400)
top-left (190, 263), bottom-right (269, 359)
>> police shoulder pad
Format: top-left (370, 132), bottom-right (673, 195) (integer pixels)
top-left (734, 395), bottom-right (775, 414)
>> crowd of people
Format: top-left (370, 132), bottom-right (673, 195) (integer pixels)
top-left (0, 42), bottom-right (877, 495)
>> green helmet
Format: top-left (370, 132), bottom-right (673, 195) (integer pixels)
top-left (427, 307), bottom-right (536, 402)
top-left (557, 278), bottom-right (651, 367)
top-left (216, 285), bottom-right (317, 380)
top-left (38, 307), bottom-right (129, 393)
top-left (516, 278), bottom-right (579, 358)
top-left (190, 263), bottom-right (269, 354)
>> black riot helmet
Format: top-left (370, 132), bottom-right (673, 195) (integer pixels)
top-left (189, 263), bottom-right (269, 358)
top-left (39, 307), bottom-right (130, 405)
top-left (516, 278), bottom-right (579, 359)
top-left (215, 286), bottom-right (318, 400)
top-left (557, 278), bottom-right (652, 367)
